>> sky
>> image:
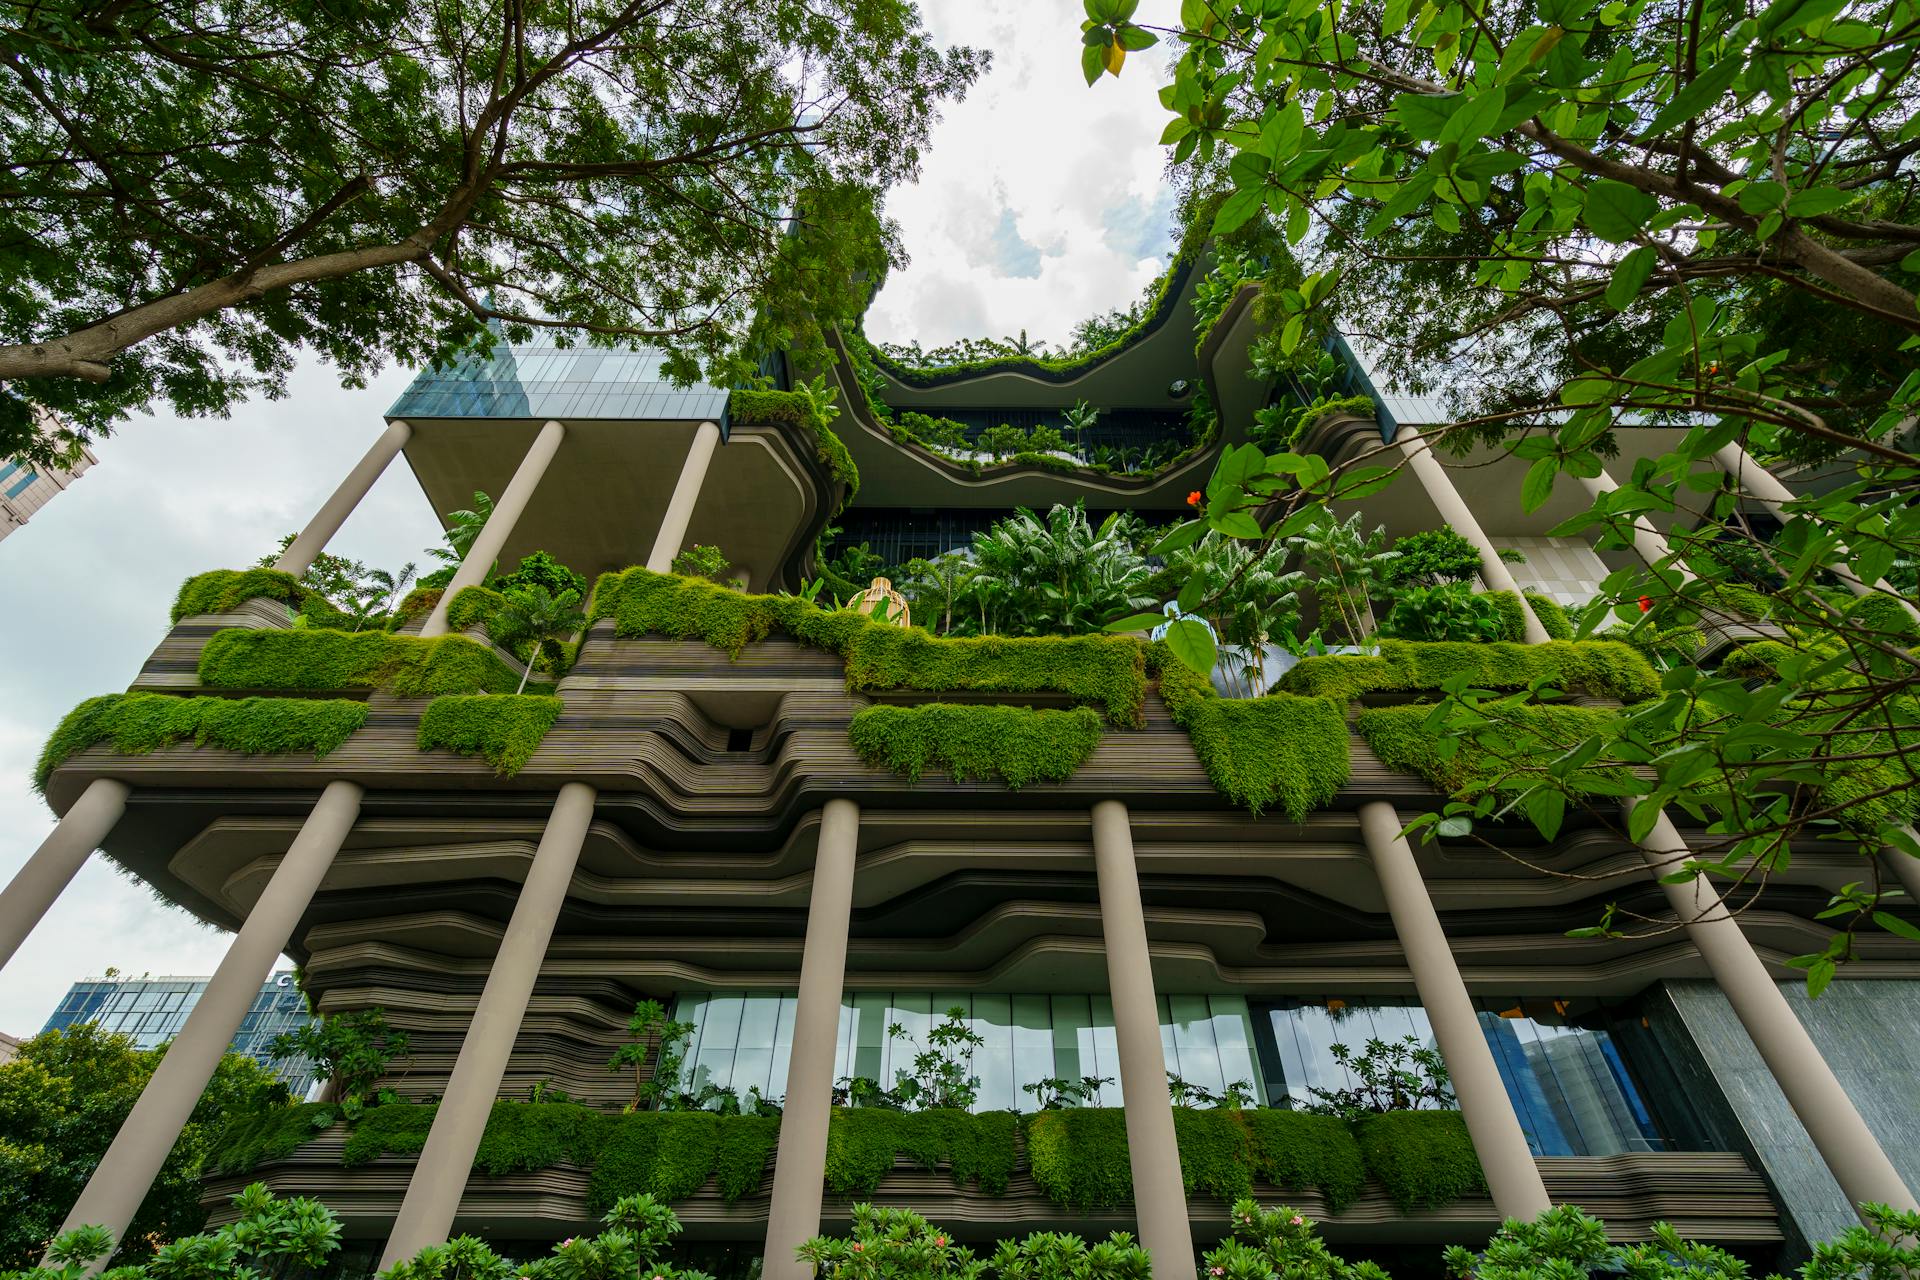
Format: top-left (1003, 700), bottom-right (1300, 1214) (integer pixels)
top-left (0, 0), bottom-right (1183, 1035)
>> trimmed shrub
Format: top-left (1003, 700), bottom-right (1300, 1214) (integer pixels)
top-left (590, 569), bottom-right (1148, 725)
top-left (848, 704), bottom-right (1102, 788)
top-left (728, 388), bottom-right (860, 506)
top-left (822, 1108), bottom-right (1018, 1197)
top-left (472, 1100), bottom-right (613, 1175)
top-left (1155, 651), bottom-right (1350, 819)
top-left (171, 568), bottom-right (304, 623)
top-left (1353, 1110), bottom-right (1486, 1211)
top-left (417, 694), bottom-right (562, 776)
top-left (588, 1111), bottom-right (779, 1209)
top-left (387, 586), bottom-right (442, 631)
top-left (1278, 639), bottom-right (1658, 703)
top-left (197, 628), bottom-right (532, 697)
top-left (1025, 1107), bottom-right (1134, 1209)
top-left (35, 693), bottom-right (367, 792)
top-left (1242, 1109), bottom-right (1367, 1213)
top-left (1354, 703), bottom-right (1629, 797)
top-left (1479, 591), bottom-right (1575, 642)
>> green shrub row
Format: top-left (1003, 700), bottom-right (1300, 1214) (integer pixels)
top-left (588, 569), bottom-right (1149, 725)
top-left (1482, 591), bottom-right (1575, 642)
top-left (34, 693), bottom-right (367, 793)
top-left (1154, 650), bottom-right (1351, 820)
top-left (417, 695), bottom-right (563, 776)
top-left (1279, 639), bottom-right (1659, 703)
top-left (207, 1101), bottom-right (1480, 1216)
top-left (171, 567), bottom-right (357, 629)
top-left (197, 628), bottom-right (538, 698)
top-left (1354, 703), bottom-right (1631, 798)
top-left (1025, 1107), bottom-right (1377, 1213)
top-left (847, 704), bottom-right (1103, 789)
top-left (727, 388), bottom-right (861, 508)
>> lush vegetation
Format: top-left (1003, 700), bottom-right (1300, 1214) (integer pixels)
top-left (589, 568), bottom-right (1149, 725)
top-left (196, 628), bottom-right (535, 697)
top-left (1279, 640), bottom-right (1660, 703)
top-left (417, 695), bottom-right (564, 776)
top-left (34, 693), bottom-right (366, 792)
top-left (728, 387), bottom-right (861, 506)
top-left (848, 704), bottom-right (1104, 789)
top-left (170, 568), bottom-right (307, 624)
top-left (1356, 704), bottom-right (1633, 801)
top-left (801, 1204), bottom-right (1149, 1280)
top-left (268, 1008), bottom-right (409, 1111)
top-left (0, 1026), bottom-right (290, 1267)
top-left (1155, 652), bottom-right (1350, 819)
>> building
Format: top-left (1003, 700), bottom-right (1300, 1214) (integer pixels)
top-left (41, 970), bottom-right (317, 1095)
top-left (0, 412), bottom-right (97, 544)
top-left (3, 211), bottom-right (1918, 1280)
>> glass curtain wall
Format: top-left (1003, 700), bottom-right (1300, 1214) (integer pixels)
top-left (674, 991), bottom-right (1265, 1112)
top-left (1256, 996), bottom-right (1665, 1156)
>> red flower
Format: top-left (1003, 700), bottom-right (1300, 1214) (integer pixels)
top-left (1637, 595), bottom-right (1653, 613)
top-left (1186, 490), bottom-right (1203, 507)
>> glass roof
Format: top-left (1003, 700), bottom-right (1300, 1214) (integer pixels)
top-left (387, 333), bottom-right (730, 422)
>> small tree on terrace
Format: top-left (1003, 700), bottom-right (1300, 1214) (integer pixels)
top-left (489, 586), bottom-right (586, 694)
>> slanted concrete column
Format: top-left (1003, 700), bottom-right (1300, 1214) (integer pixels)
top-left (0, 778), bottom-right (130, 974)
top-left (379, 782), bottom-right (596, 1265)
top-left (421, 420), bottom-right (567, 637)
top-left (1090, 800), bottom-right (1196, 1280)
top-left (1397, 427), bottom-right (1551, 643)
top-left (276, 420), bottom-right (414, 577)
top-left (763, 798), bottom-right (860, 1280)
top-left (1633, 805), bottom-right (1919, 1218)
top-left (54, 780), bottom-right (363, 1256)
top-left (1575, 468), bottom-right (1695, 583)
top-left (1713, 443), bottom-right (1920, 623)
top-left (645, 420), bottom-right (723, 573)
top-left (1357, 801), bottom-right (1552, 1219)
top-left (1884, 839), bottom-right (1920, 907)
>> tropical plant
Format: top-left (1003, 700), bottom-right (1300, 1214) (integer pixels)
top-left (1301, 1036), bottom-right (1454, 1119)
top-left (1027, 425), bottom-right (1068, 455)
top-left (1285, 513), bottom-right (1399, 644)
top-left (1444, 1204), bottom-right (1758, 1280)
top-left (1206, 1200), bottom-right (1390, 1280)
top-left (670, 545), bottom-right (732, 583)
top-left (492, 550), bottom-right (588, 599)
top-left (1384, 530), bottom-right (1486, 588)
top-left (384, 1192), bottom-right (708, 1280)
top-left (426, 492), bottom-right (496, 583)
top-left (1378, 584), bottom-right (1510, 644)
top-left (0, 1025), bottom-right (290, 1267)
top-left (488, 586), bottom-right (586, 693)
top-left (795, 372), bottom-right (843, 426)
top-left (962, 505), bottom-right (1156, 637)
top-left (977, 424), bottom-right (1029, 460)
top-left (0, 4), bottom-right (985, 465)
top-left (1165, 1073), bottom-right (1255, 1109)
top-left (607, 1000), bottom-right (695, 1113)
top-left (888, 1007), bottom-right (985, 1112)
top-left (1020, 1076), bottom-right (1113, 1110)
top-left (898, 553), bottom-right (979, 637)
top-left (1062, 400), bottom-right (1102, 438)
top-left (14, 1184), bottom-right (341, 1280)
top-left (1161, 532), bottom-right (1308, 694)
top-left (268, 1008), bottom-right (411, 1109)
top-left (990, 1231), bottom-right (1152, 1280)
top-left (797, 1205), bottom-right (984, 1280)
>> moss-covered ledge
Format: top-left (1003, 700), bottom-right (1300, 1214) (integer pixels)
top-left (417, 694), bottom-right (563, 776)
top-left (197, 628), bottom-right (541, 698)
top-left (1279, 639), bottom-right (1659, 704)
top-left (1153, 648), bottom-right (1350, 819)
top-left (171, 567), bottom-right (350, 628)
top-left (848, 703), bottom-right (1103, 788)
top-left (588, 568), bottom-right (1149, 726)
top-left (726, 388), bottom-right (860, 509)
top-left (35, 693), bottom-right (367, 792)
top-left (206, 1100), bottom-right (1485, 1218)
top-left (1353, 703), bottom-right (1631, 799)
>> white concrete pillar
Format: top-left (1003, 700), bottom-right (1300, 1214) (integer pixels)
top-left (645, 420), bottom-right (723, 573)
top-left (1398, 428), bottom-right (1551, 642)
top-left (763, 799), bottom-right (860, 1280)
top-left (421, 420), bottom-right (567, 637)
top-left (276, 421), bottom-right (413, 577)
top-left (1885, 836), bottom-right (1920, 908)
top-left (1090, 800), bottom-right (1196, 1280)
top-left (54, 780), bottom-right (363, 1258)
top-left (1358, 801), bottom-right (1552, 1219)
top-left (0, 778), bottom-right (130, 975)
top-left (1713, 443), bottom-right (1920, 623)
top-left (1634, 805), bottom-right (1919, 1219)
top-left (1575, 468), bottom-right (1696, 583)
top-left (378, 782), bottom-right (596, 1265)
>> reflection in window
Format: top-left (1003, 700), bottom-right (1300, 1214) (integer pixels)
top-left (674, 991), bottom-right (1266, 1113)
top-left (1257, 996), bottom-right (1667, 1156)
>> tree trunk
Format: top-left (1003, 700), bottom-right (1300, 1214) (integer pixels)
top-left (516, 641), bottom-right (540, 695)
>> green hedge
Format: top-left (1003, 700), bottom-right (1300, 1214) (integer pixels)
top-left (1354, 703), bottom-right (1630, 798)
top-left (171, 568), bottom-right (305, 623)
top-left (340, 1101), bottom-right (437, 1165)
top-left (197, 628), bottom-right (535, 697)
top-left (1026, 1107), bottom-right (1368, 1212)
top-left (35, 693), bottom-right (367, 792)
top-left (589, 569), bottom-right (1148, 726)
top-left (417, 694), bottom-right (563, 776)
top-left (847, 704), bottom-right (1103, 789)
top-left (824, 1107), bottom-right (1018, 1196)
top-left (1482, 591), bottom-right (1575, 642)
top-left (1155, 650), bottom-right (1350, 819)
top-left (727, 388), bottom-right (861, 508)
top-left (588, 1110), bottom-right (779, 1208)
top-left (1353, 1111), bottom-right (1486, 1211)
top-left (203, 1103), bottom-right (339, 1176)
top-left (1279, 639), bottom-right (1658, 703)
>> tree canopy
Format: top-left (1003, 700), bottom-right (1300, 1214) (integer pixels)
top-left (0, 0), bottom-right (985, 464)
top-left (1082, 0), bottom-right (1920, 984)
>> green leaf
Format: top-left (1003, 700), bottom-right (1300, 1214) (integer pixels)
top-left (1439, 88), bottom-right (1505, 146)
top-left (1150, 519), bottom-right (1206, 556)
top-left (1640, 56), bottom-right (1743, 137)
top-left (1213, 186), bottom-right (1263, 235)
top-left (1874, 911), bottom-right (1920, 942)
top-left (1605, 245), bottom-right (1656, 310)
top-left (1281, 313), bottom-right (1304, 355)
top-left (1104, 612), bottom-right (1165, 633)
top-left (1164, 617), bottom-right (1218, 676)
top-left (1582, 179), bottom-right (1658, 242)
top-left (1395, 92), bottom-right (1463, 141)
top-left (1522, 457), bottom-right (1558, 512)
top-left (1115, 23), bottom-right (1158, 51)
top-left (1080, 42), bottom-right (1105, 86)
top-left (1785, 187), bottom-right (1851, 217)
top-left (1736, 180), bottom-right (1787, 214)
top-left (1436, 815), bottom-right (1474, 838)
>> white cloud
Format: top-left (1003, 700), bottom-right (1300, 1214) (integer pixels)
top-left (0, 4), bottom-right (1183, 1033)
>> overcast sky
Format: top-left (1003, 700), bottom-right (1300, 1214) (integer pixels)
top-left (0, 0), bottom-right (1180, 1035)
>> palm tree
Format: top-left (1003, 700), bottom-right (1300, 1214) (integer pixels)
top-left (1286, 512), bottom-right (1399, 644)
top-left (967, 504), bottom-right (1155, 636)
top-left (428, 491), bottom-right (495, 572)
top-left (489, 585), bottom-right (586, 694)
top-left (343, 562), bottom-right (418, 631)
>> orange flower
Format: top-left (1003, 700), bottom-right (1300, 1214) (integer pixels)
top-left (1186, 490), bottom-right (1202, 507)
